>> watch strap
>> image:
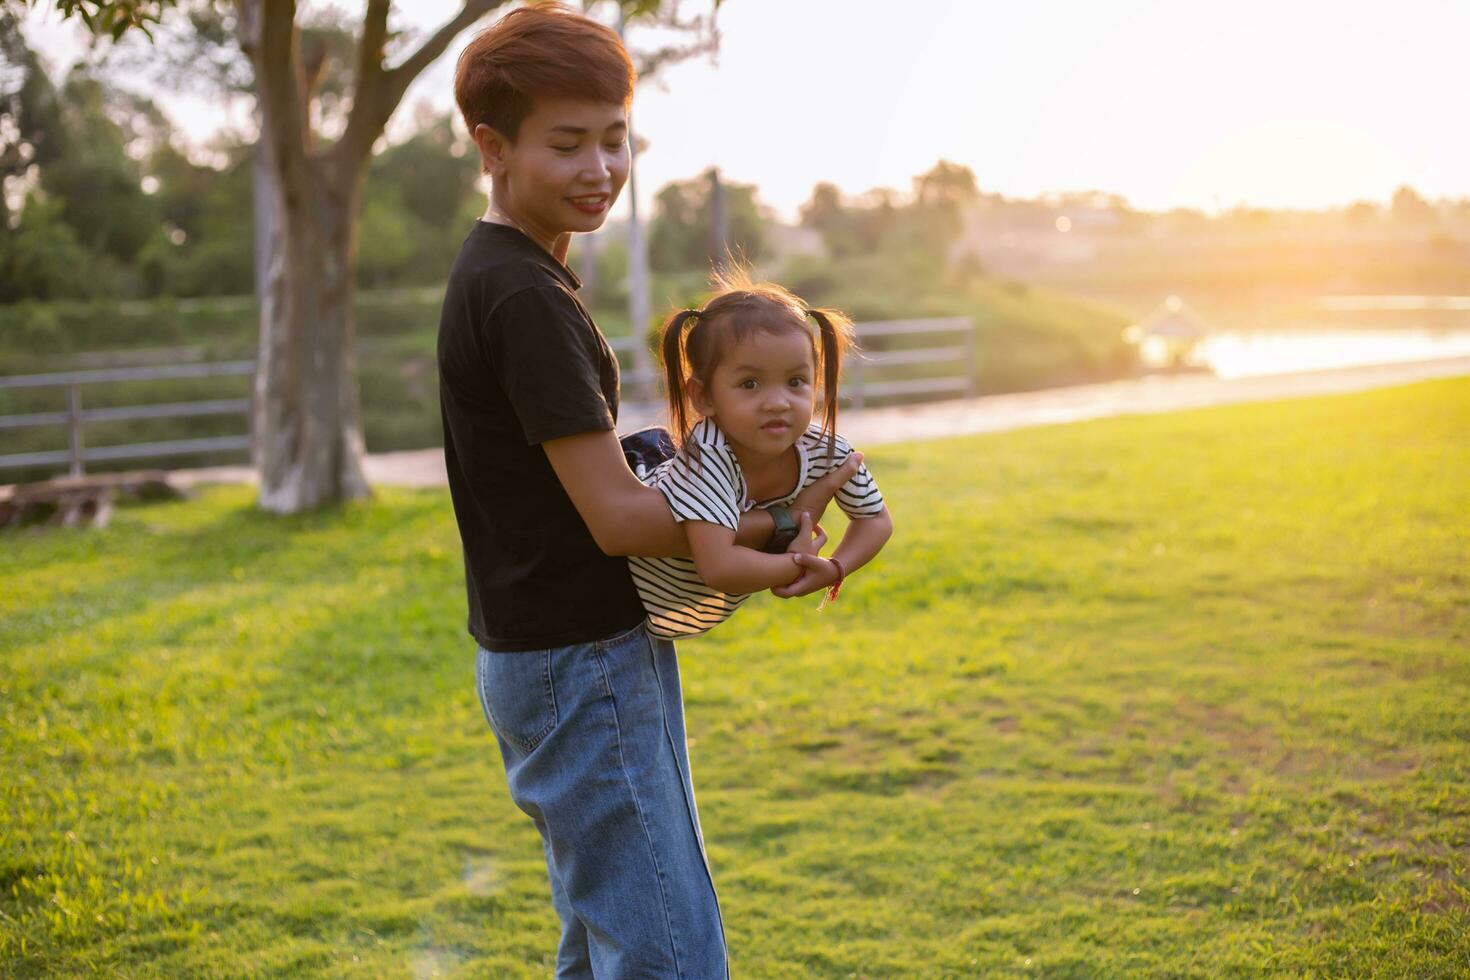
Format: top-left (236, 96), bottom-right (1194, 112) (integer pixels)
top-left (761, 504), bottom-right (799, 554)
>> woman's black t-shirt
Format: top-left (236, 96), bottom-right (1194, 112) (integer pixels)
top-left (437, 221), bottom-right (645, 651)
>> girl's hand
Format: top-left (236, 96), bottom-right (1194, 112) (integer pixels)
top-left (791, 452), bottom-right (863, 527)
top-left (771, 552), bottom-right (841, 599)
top-left (783, 511), bottom-right (827, 558)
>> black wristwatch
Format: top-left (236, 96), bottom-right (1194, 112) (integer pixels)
top-left (761, 505), bottom-right (799, 554)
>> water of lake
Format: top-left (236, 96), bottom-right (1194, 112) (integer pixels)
top-left (1140, 295), bottom-right (1470, 379)
top-left (1194, 327), bottom-right (1470, 379)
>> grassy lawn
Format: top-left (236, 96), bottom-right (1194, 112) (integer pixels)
top-left (3, 378), bottom-right (1467, 977)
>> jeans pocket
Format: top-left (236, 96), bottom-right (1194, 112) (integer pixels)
top-left (476, 648), bottom-right (558, 754)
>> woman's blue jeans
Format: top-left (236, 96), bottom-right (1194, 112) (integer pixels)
top-left (475, 622), bottom-right (728, 979)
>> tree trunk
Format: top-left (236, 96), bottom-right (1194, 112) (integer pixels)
top-left (237, 0), bottom-right (503, 512)
top-left (251, 111), bottom-right (275, 300)
top-left (624, 116), bottom-right (655, 398)
top-left (252, 161), bottom-right (371, 512)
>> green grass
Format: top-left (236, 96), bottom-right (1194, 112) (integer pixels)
top-left (3, 379), bottom-right (1468, 977)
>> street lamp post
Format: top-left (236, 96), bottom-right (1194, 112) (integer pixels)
top-left (619, 12), bottom-right (655, 402)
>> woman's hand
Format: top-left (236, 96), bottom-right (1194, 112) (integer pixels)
top-left (790, 452), bottom-right (862, 527)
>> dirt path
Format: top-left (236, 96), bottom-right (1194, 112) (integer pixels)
top-left (175, 355), bottom-right (1470, 490)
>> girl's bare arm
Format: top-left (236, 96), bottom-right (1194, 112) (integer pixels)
top-left (830, 507), bottom-right (893, 577)
top-left (543, 432), bottom-right (859, 558)
top-left (684, 521), bottom-right (802, 594)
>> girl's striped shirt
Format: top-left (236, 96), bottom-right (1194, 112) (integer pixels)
top-left (628, 418), bottom-right (885, 639)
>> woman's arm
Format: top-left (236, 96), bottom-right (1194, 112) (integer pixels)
top-left (542, 430), bottom-right (861, 558)
top-left (685, 521), bottom-right (801, 594)
top-left (544, 430), bottom-right (706, 556)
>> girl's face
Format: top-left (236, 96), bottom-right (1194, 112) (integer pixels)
top-left (690, 327), bottom-right (816, 461)
top-left (475, 97), bottom-right (630, 249)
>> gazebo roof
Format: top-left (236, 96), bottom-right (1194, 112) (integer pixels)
top-left (1132, 297), bottom-right (1209, 339)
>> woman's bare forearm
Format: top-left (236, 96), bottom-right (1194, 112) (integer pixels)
top-left (585, 481), bottom-right (686, 557)
top-left (602, 479), bottom-right (777, 557)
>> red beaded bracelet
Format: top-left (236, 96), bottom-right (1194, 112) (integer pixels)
top-left (819, 557), bottom-right (846, 609)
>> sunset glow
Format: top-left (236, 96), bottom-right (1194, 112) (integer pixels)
top-left (19, 0), bottom-right (1470, 219)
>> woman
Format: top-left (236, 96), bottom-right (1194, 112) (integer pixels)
top-left (437, 6), bottom-right (857, 976)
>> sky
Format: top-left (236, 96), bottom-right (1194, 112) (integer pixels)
top-left (19, 0), bottom-right (1470, 222)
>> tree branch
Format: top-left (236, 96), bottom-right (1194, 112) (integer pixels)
top-left (330, 0), bottom-right (389, 173)
top-left (391, 0), bottom-right (502, 88)
top-left (355, 0), bottom-right (390, 89)
top-left (333, 0), bottom-right (503, 169)
top-left (299, 33), bottom-right (329, 117)
top-left (624, 2), bottom-right (721, 82)
top-left (239, 0), bottom-right (310, 183)
top-left (635, 33), bottom-right (718, 79)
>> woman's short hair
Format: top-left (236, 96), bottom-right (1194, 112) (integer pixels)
top-left (454, 3), bottom-right (636, 143)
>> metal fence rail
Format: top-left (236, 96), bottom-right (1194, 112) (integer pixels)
top-left (610, 316), bottom-right (977, 409)
top-left (1, 317), bottom-right (976, 479)
top-left (845, 317), bottom-right (976, 408)
top-left (0, 361), bottom-right (255, 475)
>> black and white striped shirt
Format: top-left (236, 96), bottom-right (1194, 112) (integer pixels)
top-left (629, 418), bottom-right (885, 639)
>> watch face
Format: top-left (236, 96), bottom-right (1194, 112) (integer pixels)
top-left (766, 530), bottom-right (799, 555)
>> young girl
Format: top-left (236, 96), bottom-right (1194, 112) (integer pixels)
top-left (627, 271), bottom-right (894, 637)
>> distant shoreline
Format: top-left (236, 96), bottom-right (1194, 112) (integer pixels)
top-left (160, 355), bottom-right (1470, 491)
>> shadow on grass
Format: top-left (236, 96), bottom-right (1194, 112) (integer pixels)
top-left (2, 491), bottom-right (454, 669)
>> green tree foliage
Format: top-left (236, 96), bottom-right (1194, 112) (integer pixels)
top-left (799, 160), bottom-right (980, 260)
top-left (798, 181), bottom-right (858, 257)
top-left (152, 141), bottom-right (256, 296)
top-left (358, 111), bottom-right (480, 286)
top-left (41, 0), bottom-right (178, 41)
top-left (2, 9), bottom-right (67, 186)
top-left (0, 22), bottom-right (479, 301)
top-left (1391, 185), bottom-right (1437, 225)
top-left (44, 71), bottom-right (165, 265)
top-left (2, 10), bottom-right (92, 300)
top-left (370, 112), bottom-right (476, 230)
top-left (1343, 200), bottom-right (1381, 227)
top-left (1, 18), bottom-right (169, 298)
top-left (356, 182), bottom-right (418, 289)
top-left (649, 167), bottom-right (765, 272)
top-left (800, 184), bottom-right (903, 258)
top-left (0, 193), bottom-right (95, 301)
top-left (910, 157), bottom-right (978, 247)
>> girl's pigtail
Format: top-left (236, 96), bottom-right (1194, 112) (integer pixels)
top-left (659, 309), bottom-right (702, 459)
top-left (806, 307), bottom-right (856, 464)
